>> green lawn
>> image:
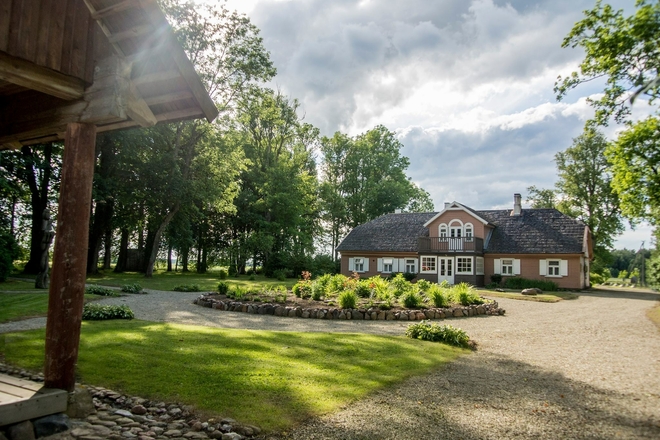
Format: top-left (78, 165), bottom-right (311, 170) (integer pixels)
top-left (0, 321), bottom-right (464, 432)
top-left (0, 293), bottom-right (103, 323)
top-left (0, 279), bottom-right (40, 292)
top-left (86, 270), bottom-right (296, 292)
top-left (479, 289), bottom-right (578, 303)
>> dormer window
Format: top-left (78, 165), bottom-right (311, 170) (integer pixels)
top-left (439, 224), bottom-right (448, 238)
top-left (465, 223), bottom-right (473, 241)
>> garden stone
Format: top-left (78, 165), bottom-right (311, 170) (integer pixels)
top-left (468, 308), bottom-right (474, 316)
top-left (424, 310), bottom-right (435, 319)
top-left (6, 421), bottom-right (35, 440)
top-left (476, 305), bottom-right (485, 315)
top-left (364, 313), bottom-right (370, 320)
top-left (183, 432), bottom-right (208, 439)
top-left (288, 309), bottom-right (296, 318)
top-left (209, 432), bottom-right (224, 439)
top-left (34, 414), bottom-right (71, 437)
top-left (386, 311), bottom-right (395, 320)
top-left (398, 312), bottom-right (408, 321)
top-left (221, 434), bottom-right (243, 440)
top-left (191, 422), bottom-right (203, 431)
top-left (67, 386), bottom-right (96, 418)
top-left (435, 311), bottom-right (445, 319)
top-left (416, 312), bottom-right (426, 320)
top-left (338, 311), bottom-right (345, 319)
top-left (301, 311), bottom-right (310, 318)
top-left (522, 288), bottom-right (541, 295)
top-left (453, 309), bottom-right (463, 317)
top-left (163, 430), bottom-right (182, 437)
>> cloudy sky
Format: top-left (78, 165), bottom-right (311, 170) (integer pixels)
top-left (221, 0), bottom-right (650, 250)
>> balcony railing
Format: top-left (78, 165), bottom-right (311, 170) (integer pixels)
top-left (418, 237), bottom-right (484, 253)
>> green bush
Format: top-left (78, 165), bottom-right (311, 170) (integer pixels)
top-left (273, 269), bottom-right (287, 281)
top-left (415, 279), bottom-right (432, 292)
top-left (328, 274), bottom-right (348, 295)
top-left (120, 283), bottom-right (144, 294)
top-left (292, 281), bottom-right (312, 299)
top-left (249, 274), bottom-right (256, 281)
top-left (218, 269), bottom-right (228, 280)
top-left (338, 290), bottom-right (358, 309)
top-left (354, 279), bottom-right (372, 298)
top-left (229, 286), bottom-right (247, 300)
top-left (85, 285), bottom-right (120, 297)
top-left (0, 231), bottom-right (19, 282)
top-left (402, 272), bottom-right (416, 282)
top-left (82, 304), bottom-right (134, 320)
top-left (400, 290), bottom-right (422, 309)
top-left (503, 277), bottom-right (558, 292)
top-left (490, 274), bottom-right (503, 285)
top-left (389, 273), bottom-right (410, 297)
top-left (453, 283), bottom-right (484, 306)
top-left (406, 321), bottom-right (470, 348)
top-left (427, 284), bottom-right (449, 307)
top-left (173, 284), bottom-right (201, 292)
top-left (217, 282), bottom-right (229, 295)
top-left (590, 272), bottom-right (604, 285)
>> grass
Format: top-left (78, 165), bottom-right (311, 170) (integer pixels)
top-left (0, 321), bottom-right (464, 432)
top-left (647, 302), bottom-right (660, 332)
top-left (86, 269), bottom-right (297, 292)
top-left (479, 289), bottom-right (578, 303)
top-left (0, 279), bottom-right (41, 292)
top-left (0, 293), bottom-right (103, 323)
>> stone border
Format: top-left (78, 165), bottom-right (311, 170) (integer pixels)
top-left (193, 294), bottom-right (505, 320)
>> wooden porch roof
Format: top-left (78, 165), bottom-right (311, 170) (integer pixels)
top-left (0, 0), bottom-right (218, 150)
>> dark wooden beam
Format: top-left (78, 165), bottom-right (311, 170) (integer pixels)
top-left (90, 0), bottom-right (141, 20)
top-left (0, 51), bottom-right (85, 100)
top-left (44, 122), bottom-right (97, 392)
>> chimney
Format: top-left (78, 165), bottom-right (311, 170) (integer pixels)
top-left (512, 193), bottom-right (522, 216)
top-left (444, 202), bottom-right (450, 209)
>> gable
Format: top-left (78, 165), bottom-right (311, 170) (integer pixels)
top-left (423, 202), bottom-right (490, 227)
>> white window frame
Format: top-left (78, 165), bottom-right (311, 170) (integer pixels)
top-left (476, 257), bottom-right (484, 275)
top-left (383, 258), bottom-right (393, 273)
top-left (420, 256), bottom-right (437, 273)
top-left (439, 223), bottom-right (448, 238)
top-left (354, 257), bottom-right (364, 272)
top-left (501, 258), bottom-right (514, 276)
top-left (405, 259), bottom-right (417, 273)
top-left (449, 219), bottom-right (463, 238)
top-left (547, 259), bottom-right (560, 277)
top-left (456, 257), bottom-right (472, 274)
top-left (465, 223), bottom-right (474, 241)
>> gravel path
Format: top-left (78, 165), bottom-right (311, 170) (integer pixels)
top-left (1, 287), bottom-right (659, 439)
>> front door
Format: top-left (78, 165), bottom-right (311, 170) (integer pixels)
top-left (438, 257), bottom-right (454, 284)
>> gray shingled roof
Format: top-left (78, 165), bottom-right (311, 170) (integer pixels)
top-left (336, 212), bottom-right (435, 252)
top-left (337, 208), bottom-right (586, 254)
top-left (477, 209), bottom-right (586, 254)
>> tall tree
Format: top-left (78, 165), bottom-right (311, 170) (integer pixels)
top-left (555, 128), bottom-right (623, 251)
top-left (526, 186), bottom-right (558, 209)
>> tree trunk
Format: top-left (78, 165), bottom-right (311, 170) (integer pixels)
top-left (144, 207), bottom-right (180, 278)
top-left (181, 246), bottom-right (190, 272)
top-left (167, 243), bottom-right (173, 272)
top-left (114, 228), bottom-right (129, 273)
top-left (87, 200), bottom-right (113, 274)
top-left (23, 144), bottom-right (53, 274)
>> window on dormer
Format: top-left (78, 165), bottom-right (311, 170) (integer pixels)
top-left (439, 224), bottom-right (447, 238)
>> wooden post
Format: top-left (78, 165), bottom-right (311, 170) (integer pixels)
top-left (44, 123), bottom-right (97, 392)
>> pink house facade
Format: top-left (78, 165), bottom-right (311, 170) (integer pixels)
top-left (337, 194), bottom-right (593, 290)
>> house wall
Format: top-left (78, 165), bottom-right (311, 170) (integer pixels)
top-left (340, 252), bottom-right (418, 279)
top-left (484, 254), bottom-right (586, 289)
top-left (427, 210), bottom-right (487, 239)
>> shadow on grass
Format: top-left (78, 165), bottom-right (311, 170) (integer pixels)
top-left (580, 286), bottom-right (660, 302)
top-left (275, 352), bottom-right (660, 439)
top-left (0, 320), bottom-right (463, 432)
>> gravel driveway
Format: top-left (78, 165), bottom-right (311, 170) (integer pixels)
top-left (2, 287), bottom-right (659, 439)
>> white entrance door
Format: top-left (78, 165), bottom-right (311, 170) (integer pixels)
top-left (438, 257), bottom-right (454, 284)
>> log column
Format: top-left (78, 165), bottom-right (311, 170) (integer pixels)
top-left (44, 123), bottom-right (97, 391)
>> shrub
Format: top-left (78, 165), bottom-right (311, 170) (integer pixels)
top-left (328, 274), bottom-right (348, 295)
top-left (292, 281), bottom-right (312, 299)
top-left (406, 321), bottom-right (471, 348)
top-left (402, 272), bottom-right (416, 282)
top-left (82, 304), bottom-right (134, 321)
top-left (273, 269), bottom-right (287, 281)
top-left (230, 286), bottom-right (247, 300)
top-left (338, 290), bottom-right (358, 309)
top-left (415, 279), bottom-right (432, 292)
top-left (427, 284), bottom-right (449, 307)
top-left (218, 269), bottom-right (228, 280)
top-left (120, 283), bottom-right (144, 294)
top-left (311, 284), bottom-right (324, 301)
top-left (249, 275), bottom-right (256, 281)
top-left (502, 277), bottom-right (558, 292)
top-left (246, 268), bottom-right (255, 276)
top-left (217, 282), bottom-right (229, 295)
top-left (490, 274), bottom-right (503, 285)
top-left (590, 272), bottom-right (604, 285)
top-left (389, 273), bottom-right (410, 297)
top-left (400, 290), bottom-right (422, 309)
top-left (274, 292), bottom-right (287, 303)
top-left (369, 276), bottom-right (391, 300)
top-left (354, 279), bottom-right (372, 298)
top-left (0, 231), bottom-right (19, 282)
top-left (311, 274), bottom-right (332, 299)
top-left (85, 285), bottom-right (119, 297)
top-left (173, 284), bottom-right (201, 292)
top-left (452, 283), bottom-right (484, 306)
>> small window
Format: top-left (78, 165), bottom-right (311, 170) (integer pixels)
top-left (383, 258), bottom-right (393, 273)
top-left (476, 257), bottom-right (484, 275)
top-left (405, 259), bottom-right (417, 273)
top-left (354, 258), bottom-right (364, 272)
top-left (439, 224), bottom-right (448, 238)
top-left (421, 257), bottom-right (436, 273)
top-left (456, 257), bottom-right (472, 274)
top-left (502, 259), bottom-right (513, 275)
top-left (548, 260), bottom-right (560, 276)
top-left (465, 224), bottom-right (473, 241)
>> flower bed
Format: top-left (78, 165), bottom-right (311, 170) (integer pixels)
top-left (193, 293), bottom-right (504, 320)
